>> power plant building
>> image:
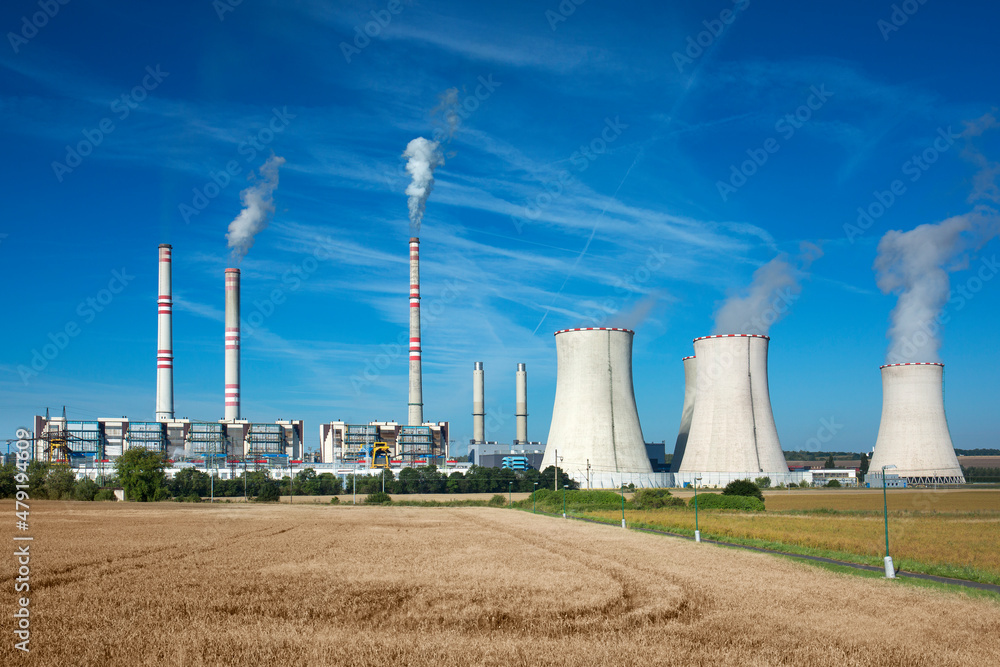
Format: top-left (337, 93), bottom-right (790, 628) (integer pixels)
top-left (319, 420), bottom-right (449, 467)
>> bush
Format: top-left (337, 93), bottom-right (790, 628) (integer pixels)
top-left (73, 478), bottom-right (100, 501)
top-left (94, 488), bottom-right (117, 501)
top-left (723, 479), bottom-right (764, 502)
top-left (364, 492), bottom-right (392, 505)
top-left (185, 493), bottom-right (202, 503)
top-left (329, 497), bottom-right (340, 505)
top-left (825, 479), bottom-right (842, 488)
top-left (754, 476), bottom-right (771, 489)
top-left (689, 493), bottom-right (765, 512)
top-left (488, 494), bottom-right (507, 507)
top-left (254, 483), bottom-right (280, 503)
top-left (632, 488), bottom-right (685, 510)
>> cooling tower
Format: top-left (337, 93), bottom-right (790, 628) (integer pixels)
top-left (155, 244), bottom-right (174, 421)
top-left (408, 238), bottom-right (423, 426)
top-left (515, 363), bottom-right (527, 444)
top-left (869, 363), bottom-right (965, 484)
top-left (669, 355), bottom-right (696, 473)
top-left (541, 328), bottom-right (652, 475)
top-left (473, 361), bottom-right (485, 443)
top-left (224, 268), bottom-right (240, 421)
top-left (677, 334), bottom-right (787, 474)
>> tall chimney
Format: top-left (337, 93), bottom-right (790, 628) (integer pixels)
top-left (473, 362), bottom-right (485, 443)
top-left (515, 363), bottom-right (527, 444)
top-left (155, 244), bottom-right (174, 421)
top-left (408, 238), bottom-right (423, 425)
top-left (224, 268), bottom-right (241, 420)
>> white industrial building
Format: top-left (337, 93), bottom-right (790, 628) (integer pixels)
top-left (318, 420), bottom-right (449, 467)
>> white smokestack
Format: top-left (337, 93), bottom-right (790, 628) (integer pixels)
top-left (226, 154), bottom-right (285, 262)
top-left (473, 362), bottom-right (485, 444)
top-left (515, 363), bottom-right (527, 444)
top-left (155, 244), bottom-right (174, 421)
top-left (224, 268), bottom-right (241, 420)
top-left (874, 209), bottom-right (999, 363)
top-left (408, 238), bottom-right (423, 426)
top-left (869, 363), bottom-right (965, 484)
top-left (403, 138), bottom-right (443, 234)
top-left (669, 355), bottom-right (696, 473)
top-left (713, 243), bottom-right (822, 335)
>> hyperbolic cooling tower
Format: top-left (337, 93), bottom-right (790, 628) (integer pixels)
top-left (408, 238), bottom-right (423, 426)
top-left (669, 355), bottom-right (696, 473)
top-left (473, 362), bottom-right (485, 443)
top-left (155, 244), bottom-right (174, 421)
top-left (541, 328), bottom-right (652, 475)
top-left (515, 363), bottom-right (527, 444)
top-left (869, 362), bottom-right (965, 484)
top-left (224, 268), bottom-right (241, 420)
top-left (677, 334), bottom-right (788, 474)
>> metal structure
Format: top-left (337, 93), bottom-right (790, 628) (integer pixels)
top-left (246, 423), bottom-right (286, 457)
top-left (473, 361), bottom-right (485, 444)
top-left (677, 334), bottom-right (788, 476)
top-left (669, 355), bottom-right (696, 473)
top-left (515, 363), bottom-right (527, 444)
top-left (345, 424), bottom-right (378, 463)
top-left (540, 328), bottom-right (652, 479)
top-left (189, 422), bottom-right (227, 456)
top-left (408, 237), bottom-right (423, 426)
top-left (127, 422), bottom-right (168, 453)
top-left (868, 362), bottom-right (965, 485)
top-left (155, 243), bottom-right (174, 420)
top-left (399, 425), bottom-right (433, 467)
top-left (224, 268), bottom-right (241, 420)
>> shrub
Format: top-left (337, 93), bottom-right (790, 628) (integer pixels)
top-left (722, 479), bottom-right (764, 501)
top-left (364, 492), bottom-right (392, 505)
top-left (153, 487), bottom-right (170, 502)
top-left (689, 493), bottom-right (765, 512)
top-left (755, 476), bottom-right (771, 489)
top-left (254, 483), bottom-right (280, 503)
top-left (73, 477), bottom-right (100, 501)
top-left (632, 488), bottom-right (685, 510)
top-left (799, 479), bottom-right (811, 488)
top-left (825, 479), bottom-right (842, 488)
top-left (329, 497), bottom-right (340, 505)
top-left (94, 488), bottom-right (117, 502)
top-left (185, 493), bottom-right (202, 503)
top-left (488, 494), bottom-right (507, 507)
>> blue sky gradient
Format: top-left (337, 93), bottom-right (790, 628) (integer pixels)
top-left (1, 0), bottom-right (998, 454)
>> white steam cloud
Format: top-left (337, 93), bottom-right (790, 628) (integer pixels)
top-left (403, 137), bottom-right (444, 234)
top-left (431, 88), bottom-right (461, 141)
top-left (226, 154), bottom-right (285, 262)
top-left (713, 242), bottom-right (823, 335)
top-left (875, 208), bottom-right (999, 363)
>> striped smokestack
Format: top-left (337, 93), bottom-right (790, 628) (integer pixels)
top-left (408, 238), bottom-right (423, 425)
top-left (155, 244), bottom-right (174, 421)
top-left (224, 268), bottom-right (241, 420)
top-left (515, 363), bottom-right (527, 444)
top-left (473, 362), bottom-right (484, 443)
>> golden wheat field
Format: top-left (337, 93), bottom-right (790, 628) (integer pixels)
top-left (2, 501), bottom-right (999, 666)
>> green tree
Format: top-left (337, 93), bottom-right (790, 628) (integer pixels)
top-left (26, 460), bottom-right (49, 497)
top-left (171, 468), bottom-right (210, 498)
top-left (0, 463), bottom-right (17, 499)
top-left (74, 477), bottom-right (100, 501)
top-left (859, 453), bottom-right (870, 481)
top-left (115, 449), bottom-right (167, 502)
top-left (823, 455), bottom-right (836, 469)
top-left (46, 467), bottom-right (77, 499)
top-left (722, 479), bottom-right (764, 502)
top-left (445, 471), bottom-right (465, 493)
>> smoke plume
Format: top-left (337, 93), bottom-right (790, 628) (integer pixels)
top-left (403, 137), bottom-right (444, 233)
top-left (713, 242), bottom-right (822, 335)
top-left (226, 154), bottom-right (285, 262)
top-left (431, 88), bottom-right (461, 141)
top-left (875, 208), bottom-right (999, 363)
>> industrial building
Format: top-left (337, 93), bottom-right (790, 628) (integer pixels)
top-left (868, 362), bottom-right (965, 485)
top-left (318, 420), bottom-right (449, 467)
top-left (468, 441), bottom-right (546, 469)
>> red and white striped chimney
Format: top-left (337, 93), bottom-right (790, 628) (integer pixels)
top-left (408, 237), bottom-right (423, 426)
top-left (155, 244), bottom-right (174, 421)
top-left (224, 268), bottom-right (241, 420)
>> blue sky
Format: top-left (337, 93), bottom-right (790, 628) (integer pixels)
top-left (1, 0), bottom-right (998, 455)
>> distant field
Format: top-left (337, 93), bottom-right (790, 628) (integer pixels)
top-left (2, 501), bottom-right (999, 666)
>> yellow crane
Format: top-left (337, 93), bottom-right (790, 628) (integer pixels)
top-left (370, 442), bottom-right (391, 469)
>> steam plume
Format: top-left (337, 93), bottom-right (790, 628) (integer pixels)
top-left (403, 137), bottom-right (444, 233)
top-left (713, 242), bottom-right (822, 335)
top-left (432, 88), bottom-right (461, 140)
top-left (875, 209), bottom-right (999, 363)
top-left (226, 154), bottom-right (285, 262)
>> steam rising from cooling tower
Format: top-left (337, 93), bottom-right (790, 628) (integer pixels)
top-left (226, 154), bottom-right (285, 262)
top-left (541, 328), bottom-right (652, 482)
top-left (155, 244), bottom-right (174, 421)
top-left (224, 269), bottom-right (241, 420)
top-left (403, 138), bottom-right (444, 234)
top-left (713, 242), bottom-right (822, 335)
top-left (874, 209), bottom-right (999, 363)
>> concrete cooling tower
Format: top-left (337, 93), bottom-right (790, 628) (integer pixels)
top-left (541, 328), bottom-right (652, 481)
top-left (677, 334), bottom-right (788, 477)
top-left (869, 362), bottom-right (965, 484)
top-left (669, 355), bottom-right (696, 473)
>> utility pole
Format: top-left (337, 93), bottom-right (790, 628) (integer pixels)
top-left (586, 459), bottom-right (591, 490)
top-left (554, 448), bottom-right (558, 491)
